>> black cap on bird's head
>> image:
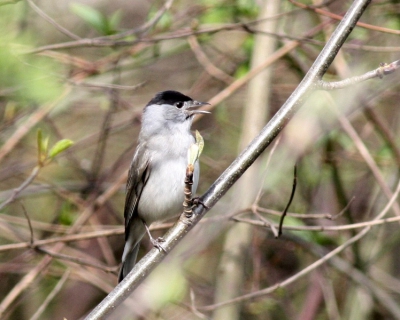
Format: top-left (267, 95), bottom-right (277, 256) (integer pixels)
top-left (147, 90), bottom-right (193, 106)
top-left (146, 90), bottom-right (210, 118)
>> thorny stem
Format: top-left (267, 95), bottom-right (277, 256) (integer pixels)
top-left (183, 165), bottom-right (195, 218)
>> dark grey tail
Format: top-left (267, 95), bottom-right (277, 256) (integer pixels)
top-left (118, 243), bottom-right (140, 282)
top-left (118, 219), bottom-right (145, 282)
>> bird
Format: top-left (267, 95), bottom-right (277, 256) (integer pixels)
top-left (119, 90), bottom-right (210, 282)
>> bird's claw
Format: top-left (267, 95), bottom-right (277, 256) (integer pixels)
top-left (191, 197), bottom-right (209, 209)
top-left (151, 237), bottom-right (167, 252)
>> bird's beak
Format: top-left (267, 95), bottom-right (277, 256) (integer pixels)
top-left (186, 101), bottom-right (211, 116)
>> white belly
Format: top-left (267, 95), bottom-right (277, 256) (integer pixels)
top-left (137, 158), bottom-right (199, 224)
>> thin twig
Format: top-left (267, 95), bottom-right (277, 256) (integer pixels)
top-left (277, 165), bottom-right (297, 237)
top-left (233, 214), bottom-right (400, 232)
top-left (250, 207), bottom-right (279, 238)
top-left (199, 179), bottom-right (400, 311)
top-left (188, 35), bottom-right (234, 84)
top-left (69, 80), bottom-right (146, 91)
top-left (317, 60), bottom-right (400, 90)
top-left (0, 228), bottom-right (123, 253)
top-left (35, 247), bottom-right (117, 273)
top-left (26, 17), bottom-right (316, 54)
top-left (106, 0), bottom-right (175, 39)
top-left (29, 270), bottom-right (70, 320)
top-left (254, 206), bottom-right (332, 219)
top-left (188, 289), bottom-right (208, 319)
top-left (26, 0), bottom-right (81, 40)
top-left (204, 22), bottom-right (327, 112)
top-left (0, 87), bottom-right (71, 164)
top-left (253, 136), bottom-right (282, 205)
top-left (20, 204), bottom-right (34, 245)
top-left (0, 162), bottom-right (128, 317)
top-left (364, 105), bottom-right (400, 168)
top-left (0, 166), bottom-right (40, 211)
top-left (330, 197), bottom-right (355, 220)
top-left (289, 0), bottom-right (400, 35)
top-left (328, 95), bottom-right (400, 216)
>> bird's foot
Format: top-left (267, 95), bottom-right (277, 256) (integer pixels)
top-left (150, 236), bottom-right (167, 252)
top-left (143, 221), bottom-right (167, 252)
top-left (191, 197), bottom-right (209, 209)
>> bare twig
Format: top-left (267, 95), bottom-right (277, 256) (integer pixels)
top-left (188, 36), bottom-right (234, 84)
top-left (204, 22), bottom-right (327, 113)
top-left (29, 270), bottom-right (70, 320)
top-left (289, 0), bottom-right (400, 35)
top-left (106, 0), bottom-right (175, 39)
top-left (317, 60), bottom-right (400, 90)
top-left (199, 178), bottom-right (400, 311)
top-left (0, 163), bottom-right (128, 317)
top-left (89, 78), bottom-right (119, 191)
top-left (69, 80), bottom-right (146, 91)
top-left (277, 165), bottom-right (297, 237)
top-left (364, 105), bottom-right (400, 168)
top-left (188, 289), bottom-right (208, 319)
top-left (20, 204), bottom-right (34, 245)
top-left (0, 87), bottom-right (71, 164)
top-left (330, 197), bottom-right (355, 220)
top-left (0, 166), bottom-right (40, 211)
top-left (35, 247), bottom-right (117, 273)
top-left (27, 0), bottom-right (81, 40)
top-left (253, 136), bottom-right (282, 205)
top-left (250, 208), bottom-right (278, 238)
top-left (0, 228), bottom-right (113, 251)
top-left (233, 214), bottom-right (400, 232)
top-left (0, 227), bottom-right (124, 253)
top-left (26, 17), bottom-right (314, 54)
top-left (254, 206), bottom-right (332, 219)
top-left (328, 95), bottom-right (400, 216)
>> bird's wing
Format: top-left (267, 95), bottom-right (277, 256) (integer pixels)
top-left (124, 144), bottom-right (151, 240)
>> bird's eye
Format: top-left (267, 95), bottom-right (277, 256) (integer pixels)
top-left (175, 101), bottom-right (184, 109)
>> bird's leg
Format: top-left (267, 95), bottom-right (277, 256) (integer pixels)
top-left (143, 221), bottom-right (167, 252)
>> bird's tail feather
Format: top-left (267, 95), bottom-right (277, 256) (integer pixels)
top-left (118, 243), bottom-right (140, 282)
top-left (118, 220), bottom-right (145, 282)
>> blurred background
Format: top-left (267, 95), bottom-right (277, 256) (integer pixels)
top-left (1, 0), bottom-right (400, 319)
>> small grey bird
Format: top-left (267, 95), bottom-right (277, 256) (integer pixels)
top-left (119, 90), bottom-right (209, 282)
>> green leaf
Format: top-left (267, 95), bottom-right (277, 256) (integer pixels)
top-left (108, 10), bottom-right (122, 33)
top-left (49, 139), bottom-right (74, 159)
top-left (188, 144), bottom-right (199, 166)
top-left (195, 130), bottom-right (204, 156)
top-left (188, 131), bottom-right (205, 166)
top-left (70, 3), bottom-right (107, 35)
